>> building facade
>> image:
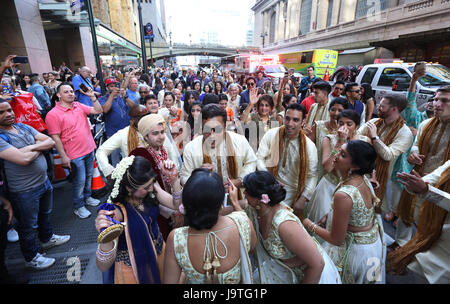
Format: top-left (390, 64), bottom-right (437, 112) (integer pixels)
top-left (252, 0), bottom-right (450, 66)
top-left (0, 0), bottom-right (167, 75)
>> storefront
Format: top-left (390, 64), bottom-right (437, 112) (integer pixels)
top-left (95, 24), bottom-right (142, 74)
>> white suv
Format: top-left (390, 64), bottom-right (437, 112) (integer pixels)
top-left (356, 62), bottom-right (450, 112)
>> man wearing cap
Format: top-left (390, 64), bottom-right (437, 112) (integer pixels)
top-left (98, 78), bottom-right (137, 166)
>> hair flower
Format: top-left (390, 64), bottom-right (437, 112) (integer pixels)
top-left (260, 194), bottom-right (270, 204)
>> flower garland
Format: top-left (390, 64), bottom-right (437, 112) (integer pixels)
top-left (107, 155), bottom-right (136, 204)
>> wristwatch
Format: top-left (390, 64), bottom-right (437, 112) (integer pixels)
top-left (371, 136), bottom-right (379, 141)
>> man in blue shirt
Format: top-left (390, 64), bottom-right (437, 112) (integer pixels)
top-left (240, 76), bottom-right (256, 105)
top-left (98, 78), bottom-right (136, 166)
top-left (72, 66), bottom-right (96, 106)
top-left (28, 75), bottom-right (51, 116)
top-left (299, 66), bottom-right (318, 102)
top-left (344, 82), bottom-right (365, 123)
top-left (126, 77), bottom-right (141, 105)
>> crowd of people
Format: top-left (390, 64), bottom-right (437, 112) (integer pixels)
top-left (0, 54), bottom-right (448, 284)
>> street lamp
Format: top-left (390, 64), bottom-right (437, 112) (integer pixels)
top-left (260, 32), bottom-right (268, 48)
top-left (169, 31), bottom-right (173, 66)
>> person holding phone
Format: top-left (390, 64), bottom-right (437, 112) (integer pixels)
top-left (98, 78), bottom-right (136, 166)
top-left (28, 75), bottom-right (51, 118)
top-left (72, 66), bottom-right (95, 106)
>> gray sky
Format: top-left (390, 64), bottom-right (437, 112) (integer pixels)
top-left (164, 0), bottom-right (255, 47)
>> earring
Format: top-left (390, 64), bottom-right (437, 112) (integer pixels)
top-left (255, 204), bottom-right (261, 211)
top-left (348, 169), bottom-right (353, 176)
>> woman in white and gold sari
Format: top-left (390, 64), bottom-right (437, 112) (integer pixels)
top-left (303, 140), bottom-right (386, 284)
top-left (228, 171), bottom-right (341, 284)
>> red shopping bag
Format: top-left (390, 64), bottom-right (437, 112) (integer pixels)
top-left (10, 92), bottom-right (47, 132)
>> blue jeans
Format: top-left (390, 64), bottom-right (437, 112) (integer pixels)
top-left (71, 151), bottom-right (94, 209)
top-left (9, 178), bottom-right (54, 262)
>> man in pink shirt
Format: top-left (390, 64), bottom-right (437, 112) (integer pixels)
top-left (45, 83), bottom-right (103, 219)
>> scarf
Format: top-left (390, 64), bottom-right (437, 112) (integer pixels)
top-left (267, 126), bottom-right (308, 202)
top-left (127, 124), bottom-right (140, 154)
top-left (397, 117), bottom-right (450, 224)
top-left (387, 165), bottom-right (450, 275)
top-left (102, 202), bottom-right (161, 284)
top-left (202, 131), bottom-right (241, 199)
top-left (369, 117), bottom-right (405, 211)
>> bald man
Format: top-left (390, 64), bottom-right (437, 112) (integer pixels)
top-left (72, 66), bottom-right (95, 106)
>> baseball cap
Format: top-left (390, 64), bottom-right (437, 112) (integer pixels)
top-left (105, 78), bottom-right (117, 85)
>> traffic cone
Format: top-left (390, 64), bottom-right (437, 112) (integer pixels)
top-left (52, 149), bottom-right (68, 181)
top-left (91, 160), bottom-right (106, 191)
top-left (323, 65), bottom-right (330, 81)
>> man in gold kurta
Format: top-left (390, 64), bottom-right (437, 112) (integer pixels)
top-left (180, 104), bottom-right (257, 187)
top-left (257, 103), bottom-right (318, 218)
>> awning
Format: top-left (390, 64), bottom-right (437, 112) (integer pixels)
top-left (338, 47), bottom-right (375, 55)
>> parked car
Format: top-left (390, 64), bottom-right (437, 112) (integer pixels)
top-left (356, 62), bottom-right (450, 112)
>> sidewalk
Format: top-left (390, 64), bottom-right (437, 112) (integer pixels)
top-left (5, 181), bottom-right (106, 284)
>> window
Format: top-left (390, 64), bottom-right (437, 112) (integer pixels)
top-left (355, 0), bottom-right (387, 19)
top-left (299, 0), bottom-right (312, 35)
top-left (360, 67), bottom-right (378, 84)
top-left (326, 0), bottom-right (334, 27)
top-left (377, 68), bottom-right (411, 87)
top-left (300, 51), bottom-right (313, 63)
top-left (269, 12), bottom-right (276, 43)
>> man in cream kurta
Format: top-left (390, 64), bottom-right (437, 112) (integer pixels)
top-left (257, 103), bottom-right (318, 215)
top-left (96, 126), bottom-right (181, 177)
top-left (305, 81), bottom-right (332, 127)
top-left (180, 104), bottom-right (257, 185)
top-left (397, 159), bottom-right (450, 283)
top-left (96, 104), bottom-right (182, 178)
top-left (394, 86), bottom-right (450, 246)
top-left (257, 127), bottom-right (318, 209)
top-left (357, 96), bottom-right (413, 213)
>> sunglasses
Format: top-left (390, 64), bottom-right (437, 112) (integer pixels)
top-left (334, 87), bottom-right (344, 91)
top-left (247, 82), bottom-right (256, 86)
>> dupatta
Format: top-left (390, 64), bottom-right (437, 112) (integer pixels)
top-left (102, 202), bottom-right (161, 284)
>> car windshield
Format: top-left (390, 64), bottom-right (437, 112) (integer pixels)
top-left (408, 64), bottom-right (450, 87)
top-left (261, 65), bottom-right (287, 73)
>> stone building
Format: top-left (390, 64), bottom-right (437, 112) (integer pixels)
top-left (252, 0), bottom-right (450, 66)
top-left (0, 0), bottom-right (167, 74)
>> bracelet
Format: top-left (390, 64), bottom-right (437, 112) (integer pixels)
top-left (309, 222), bottom-right (318, 234)
top-left (172, 190), bottom-right (182, 201)
top-left (96, 239), bottom-right (117, 262)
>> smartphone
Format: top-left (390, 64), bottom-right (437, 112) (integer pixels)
top-left (115, 82), bottom-right (121, 88)
top-left (79, 83), bottom-right (89, 93)
top-left (12, 56), bottom-right (28, 64)
top-left (223, 193), bottom-right (229, 208)
top-left (415, 62), bottom-right (426, 74)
